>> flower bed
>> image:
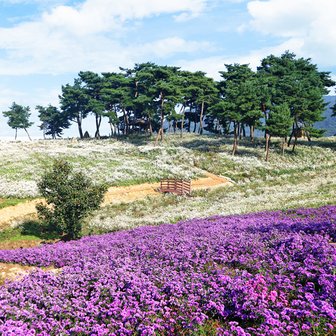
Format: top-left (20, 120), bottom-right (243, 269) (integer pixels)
top-left (0, 206), bottom-right (335, 335)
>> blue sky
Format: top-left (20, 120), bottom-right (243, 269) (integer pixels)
top-left (0, 0), bottom-right (336, 139)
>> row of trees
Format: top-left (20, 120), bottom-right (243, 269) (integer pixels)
top-left (2, 51), bottom-right (335, 158)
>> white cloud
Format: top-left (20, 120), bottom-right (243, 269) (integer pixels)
top-left (247, 0), bottom-right (336, 66)
top-left (177, 38), bottom-right (306, 79)
top-left (137, 37), bottom-right (212, 59)
top-left (0, 0), bottom-right (208, 75)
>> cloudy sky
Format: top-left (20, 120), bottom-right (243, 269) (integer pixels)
top-left (0, 0), bottom-right (336, 139)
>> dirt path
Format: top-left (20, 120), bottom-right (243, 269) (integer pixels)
top-left (0, 262), bottom-right (60, 284)
top-left (0, 172), bottom-right (231, 229)
top-left (103, 172), bottom-right (230, 205)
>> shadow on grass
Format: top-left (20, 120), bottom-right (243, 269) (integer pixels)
top-left (108, 133), bottom-right (153, 146)
top-left (178, 135), bottom-right (265, 153)
top-left (294, 138), bottom-right (336, 151)
top-left (20, 220), bottom-right (60, 241)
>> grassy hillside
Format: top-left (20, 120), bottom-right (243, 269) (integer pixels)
top-left (0, 134), bottom-right (335, 234)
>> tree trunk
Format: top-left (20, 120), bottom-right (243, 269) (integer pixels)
top-left (282, 138), bottom-right (285, 156)
top-left (305, 129), bottom-right (312, 142)
top-left (292, 135), bottom-right (298, 152)
top-left (193, 109), bottom-right (197, 133)
top-left (94, 114), bottom-right (102, 139)
top-left (15, 128), bottom-right (17, 140)
top-left (250, 125), bottom-right (254, 143)
top-left (77, 115), bottom-right (84, 139)
top-left (24, 128), bottom-right (32, 141)
top-left (160, 94), bottom-right (164, 141)
top-left (199, 101), bottom-right (205, 135)
top-left (287, 123), bottom-right (295, 147)
top-left (261, 103), bottom-right (267, 138)
top-left (239, 123), bottom-right (243, 140)
top-left (187, 105), bottom-right (191, 133)
top-left (180, 105), bottom-right (185, 138)
top-left (148, 117), bottom-right (153, 136)
top-left (292, 120), bottom-right (299, 152)
top-left (155, 93), bottom-right (165, 144)
top-left (232, 122), bottom-right (238, 156)
top-left (109, 120), bottom-right (114, 138)
top-left (155, 128), bottom-right (163, 145)
top-left (265, 133), bottom-right (270, 161)
top-left (122, 108), bottom-right (129, 135)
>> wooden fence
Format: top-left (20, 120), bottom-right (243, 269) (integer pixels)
top-left (159, 178), bottom-right (191, 196)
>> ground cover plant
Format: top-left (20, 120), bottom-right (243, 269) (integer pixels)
top-left (0, 137), bottom-right (201, 198)
top-left (0, 205), bottom-right (335, 335)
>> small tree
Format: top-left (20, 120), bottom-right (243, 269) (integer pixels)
top-left (265, 104), bottom-right (292, 161)
top-left (3, 102), bottom-right (33, 140)
top-left (36, 159), bottom-right (107, 240)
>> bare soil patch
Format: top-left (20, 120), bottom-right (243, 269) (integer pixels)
top-left (0, 239), bottom-right (42, 250)
top-left (0, 262), bottom-right (59, 285)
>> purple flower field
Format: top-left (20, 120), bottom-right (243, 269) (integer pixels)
top-left (0, 206), bottom-right (335, 335)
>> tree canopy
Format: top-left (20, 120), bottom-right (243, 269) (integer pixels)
top-left (2, 102), bottom-right (34, 140)
top-left (36, 104), bottom-right (70, 139)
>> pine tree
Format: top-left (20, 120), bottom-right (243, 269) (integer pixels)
top-left (265, 104), bottom-right (292, 161)
top-left (3, 102), bottom-right (34, 140)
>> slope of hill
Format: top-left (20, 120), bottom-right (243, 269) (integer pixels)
top-left (0, 135), bottom-right (335, 233)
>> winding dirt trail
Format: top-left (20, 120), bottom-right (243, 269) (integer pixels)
top-left (0, 172), bottom-right (231, 230)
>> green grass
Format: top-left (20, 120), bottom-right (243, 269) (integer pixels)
top-left (0, 227), bottom-right (40, 243)
top-left (0, 220), bottom-right (60, 243)
top-left (0, 198), bottom-right (28, 209)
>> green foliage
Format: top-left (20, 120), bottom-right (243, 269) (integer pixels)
top-left (78, 71), bottom-right (106, 139)
top-left (2, 102), bottom-right (33, 139)
top-left (258, 51), bottom-right (335, 142)
top-left (101, 71), bottom-right (135, 135)
top-left (36, 159), bottom-right (107, 241)
top-left (266, 104), bottom-right (292, 138)
top-left (36, 104), bottom-right (70, 139)
top-left (217, 64), bottom-right (263, 126)
top-left (59, 79), bottom-right (90, 139)
top-left (52, 54), bottom-right (334, 146)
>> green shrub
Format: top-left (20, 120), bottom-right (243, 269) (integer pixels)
top-left (36, 159), bottom-right (107, 240)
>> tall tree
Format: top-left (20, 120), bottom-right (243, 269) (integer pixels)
top-left (258, 51), bottom-right (335, 151)
top-left (176, 70), bottom-right (195, 137)
top-left (192, 72), bottom-right (218, 135)
top-left (101, 71), bottom-right (135, 136)
top-left (215, 64), bottom-right (261, 154)
top-left (179, 71), bottom-right (218, 135)
top-left (134, 63), bottom-right (181, 142)
top-left (78, 71), bottom-right (106, 139)
top-left (59, 79), bottom-right (90, 139)
top-left (3, 102), bottom-right (33, 140)
top-left (36, 104), bottom-right (70, 139)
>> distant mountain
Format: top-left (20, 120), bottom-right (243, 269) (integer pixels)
top-left (316, 96), bottom-right (336, 136)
